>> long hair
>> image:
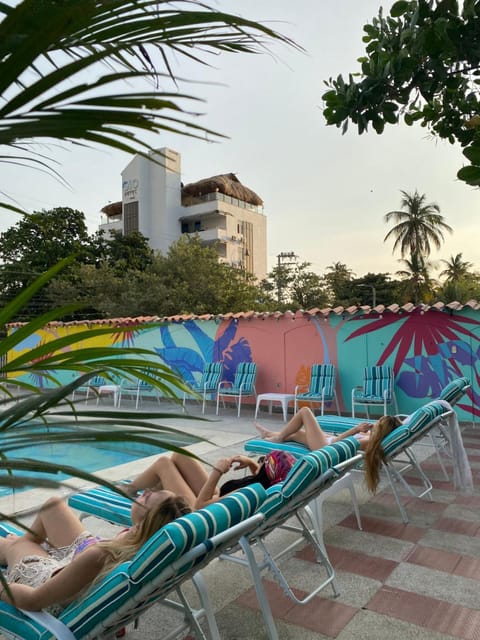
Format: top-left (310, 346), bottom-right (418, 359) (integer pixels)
top-left (363, 416), bottom-right (402, 493)
top-left (92, 493), bottom-right (191, 585)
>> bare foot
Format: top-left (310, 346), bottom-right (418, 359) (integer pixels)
top-left (254, 423), bottom-right (282, 442)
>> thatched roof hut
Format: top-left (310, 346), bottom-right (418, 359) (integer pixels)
top-left (182, 173), bottom-right (263, 206)
top-left (101, 201), bottom-right (122, 217)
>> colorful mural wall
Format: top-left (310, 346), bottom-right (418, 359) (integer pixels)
top-left (8, 307), bottom-right (480, 423)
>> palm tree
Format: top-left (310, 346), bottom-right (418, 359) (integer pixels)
top-left (438, 253), bottom-right (475, 302)
top-left (439, 253), bottom-right (473, 282)
top-left (396, 253), bottom-right (434, 304)
top-left (384, 190), bottom-right (453, 259)
top-left (0, 0), bottom-right (295, 213)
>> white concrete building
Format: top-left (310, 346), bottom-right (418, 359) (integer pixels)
top-left (100, 148), bottom-right (267, 281)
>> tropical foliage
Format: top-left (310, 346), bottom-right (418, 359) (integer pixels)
top-left (384, 190), bottom-right (452, 258)
top-left (322, 0), bottom-right (480, 186)
top-left (0, 0), bottom-right (295, 213)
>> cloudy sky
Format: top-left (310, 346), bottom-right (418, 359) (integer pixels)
top-left (3, 1), bottom-right (478, 279)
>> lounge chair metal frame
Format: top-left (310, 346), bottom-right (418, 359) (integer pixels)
top-left (117, 377), bottom-right (162, 409)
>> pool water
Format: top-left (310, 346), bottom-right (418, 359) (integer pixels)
top-left (0, 437), bottom-right (165, 498)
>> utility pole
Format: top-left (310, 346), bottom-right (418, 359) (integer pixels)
top-left (276, 251), bottom-right (297, 304)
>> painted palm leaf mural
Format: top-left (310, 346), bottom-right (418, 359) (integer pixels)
top-left (155, 319), bottom-right (252, 385)
top-left (345, 310), bottom-right (480, 416)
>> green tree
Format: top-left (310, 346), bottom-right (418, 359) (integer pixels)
top-left (384, 190), bottom-right (452, 259)
top-left (437, 252), bottom-right (479, 302)
top-left (48, 237), bottom-right (268, 317)
top-left (1, 1), bottom-right (294, 213)
top-left (439, 252), bottom-right (473, 282)
top-left (260, 261), bottom-right (328, 311)
top-left (396, 253), bottom-right (434, 304)
top-left (158, 236), bottom-right (265, 315)
top-left (353, 273), bottom-right (402, 307)
top-left (322, 0), bottom-right (480, 186)
top-left (0, 207), bottom-right (94, 316)
top-left (103, 230), bottom-right (154, 274)
top-left (322, 261), bottom-right (356, 307)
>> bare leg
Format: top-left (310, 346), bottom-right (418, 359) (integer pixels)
top-left (255, 406), bottom-right (330, 450)
top-left (24, 496), bottom-right (86, 548)
top-left (129, 454), bottom-right (210, 508)
top-left (0, 497), bottom-right (85, 565)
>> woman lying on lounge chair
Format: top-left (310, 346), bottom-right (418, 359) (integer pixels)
top-left (119, 450), bottom-right (295, 510)
top-left (255, 406), bottom-right (402, 493)
top-left (0, 490), bottom-right (190, 613)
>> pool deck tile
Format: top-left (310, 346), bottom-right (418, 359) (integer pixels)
top-left (1, 402), bottom-right (480, 640)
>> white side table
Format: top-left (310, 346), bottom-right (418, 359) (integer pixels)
top-left (97, 384), bottom-right (120, 407)
top-left (255, 393), bottom-right (295, 422)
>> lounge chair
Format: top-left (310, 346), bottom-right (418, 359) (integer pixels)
top-left (0, 485), bottom-right (267, 640)
top-left (221, 438), bottom-right (363, 640)
top-left (293, 363), bottom-right (340, 415)
top-left (245, 399), bottom-right (455, 524)
top-left (68, 440), bottom-right (363, 640)
top-left (351, 365), bottom-right (398, 417)
top-left (183, 362), bottom-right (223, 414)
top-left (216, 362), bottom-right (257, 417)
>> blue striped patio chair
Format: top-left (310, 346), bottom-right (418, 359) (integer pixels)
top-left (0, 485), bottom-right (267, 640)
top-left (216, 362), bottom-right (257, 418)
top-left (293, 363), bottom-right (340, 415)
top-left (117, 377), bottom-right (161, 409)
top-left (183, 362), bottom-right (223, 414)
top-left (351, 365), bottom-right (398, 417)
top-left (71, 375), bottom-right (107, 405)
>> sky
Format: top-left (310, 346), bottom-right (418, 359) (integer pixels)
top-left (2, 0), bottom-right (478, 280)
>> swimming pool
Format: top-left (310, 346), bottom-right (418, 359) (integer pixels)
top-left (0, 426), bottom-right (178, 497)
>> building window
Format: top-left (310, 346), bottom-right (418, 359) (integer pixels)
top-left (124, 202), bottom-right (139, 234)
top-left (194, 220), bottom-right (202, 232)
top-left (181, 222), bottom-right (189, 234)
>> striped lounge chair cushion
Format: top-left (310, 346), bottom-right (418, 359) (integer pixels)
top-left (60, 484), bottom-right (266, 639)
top-left (69, 485), bottom-right (132, 526)
top-left (438, 377), bottom-right (469, 406)
top-left (259, 438), bottom-right (360, 519)
top-left (403, 400), bottom-right (450, 435)
top-left (244, 439), bottom-right (309, 457)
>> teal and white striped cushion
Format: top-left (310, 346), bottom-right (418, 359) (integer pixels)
top-left (381, 424), bottom-right (411, 457)
top-left (282, 438), bottom-right (360, 499)
top-left (439, 377), bottom-right (469, 406)
top-left (69, 486), bottom-right (132, 526)
top-left (355, 366), bottom-right (392, 400)
top-left (404, 400), bottom-right (449, 434)
top-left (244, 439), bottom-right (309, 456)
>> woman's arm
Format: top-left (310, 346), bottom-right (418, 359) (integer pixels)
top-left (194, 457), bottom-right (232, 509)
top-left (230, 455), bottom-right (260, 474)
top-left (331, 422), bottom-right (372, 443)
top-left (1, 546), bottom-right (106, 611)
